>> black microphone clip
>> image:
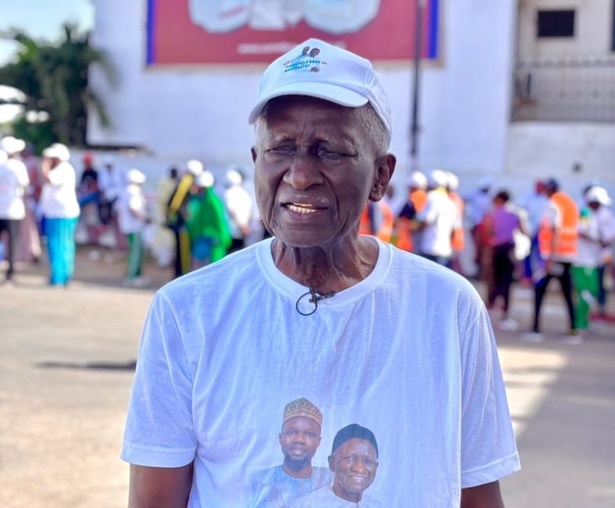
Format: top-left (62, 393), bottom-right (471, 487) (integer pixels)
top-left (295, 287), bottom-right (336, 316)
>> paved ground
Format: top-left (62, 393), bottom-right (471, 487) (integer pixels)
top-left (1, 246), bottom-right (614, 507)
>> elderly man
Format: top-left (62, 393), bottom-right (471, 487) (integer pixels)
top-left (250, 398), bottom-right (332, 507)
top-left (122, 39), bottom-right (519, 507)
top-left (291, 424), bottom-right (381, 507)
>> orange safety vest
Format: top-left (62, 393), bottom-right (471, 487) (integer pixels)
top-left (450, 191), bottom-right (465, 252)
top-left (538, 192), bottom-right (578, 258)
top-left (396, 189), bottom-right (428, 252)
top-left (360, 201), bottom-right (395, 243)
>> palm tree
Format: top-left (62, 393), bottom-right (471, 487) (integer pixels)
top-left (0, 23), bottom-right (116, 148)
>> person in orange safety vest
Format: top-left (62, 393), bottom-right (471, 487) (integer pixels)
top-left (524, 178), bottom-right (579, 341)
top-left (395, 171), bottom-right (428, 253)
top-left (359, 198), bottom-right (394, 243)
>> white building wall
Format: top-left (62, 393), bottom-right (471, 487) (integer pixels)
top-left (518, 0), bottom-right (614, 59)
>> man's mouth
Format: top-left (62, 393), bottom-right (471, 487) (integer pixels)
top-left (284, 202), bottom-right (324, 214)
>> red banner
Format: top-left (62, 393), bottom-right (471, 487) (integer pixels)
top-left (147, 0), bottom-right (439, 66)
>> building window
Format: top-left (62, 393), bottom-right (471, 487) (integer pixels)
top-left (537, 9), bottom-right (575, 38)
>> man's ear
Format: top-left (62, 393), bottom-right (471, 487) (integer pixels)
top-left (369, 153), bottom-right (396, 201)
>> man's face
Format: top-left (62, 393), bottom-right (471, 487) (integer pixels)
top-left (278, 416), bottom-right (322, 473)
top-left (252, 96), bottom-right (394, 248)
top-left (329, 438), bottom-right (378, 502)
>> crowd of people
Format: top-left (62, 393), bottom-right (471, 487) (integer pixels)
top-left (368, 169), bottom-right (615, 340)
top-left (1, 131), bottom-right (614, 340)
top-left (0, 139), bottom-right (256, 288)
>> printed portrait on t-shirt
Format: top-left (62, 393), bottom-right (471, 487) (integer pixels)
top-left (249, 397), bottom-right (332, 507)
top-left (290, 423), bottom-right (383, 507)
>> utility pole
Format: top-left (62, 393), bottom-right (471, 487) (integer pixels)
top-left (410, 0), bottom-right (425, 168)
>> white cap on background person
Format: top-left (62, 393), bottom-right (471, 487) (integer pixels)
top-left (186, 159), bottom-right (204, 177)
top-left (42, 143), bottom-right (70, 162)
top-left (248, 38), bottom-right (392, 135)
top-left (126, 168), bottom-right (146, 185)
top-left (225, 168), bottom-right (243, 186)
top-left (585, 186), bottom-right (612, 206)
top-left (428, 169), bottom-right (448, 189)
top-left (196, 170), bottom-right (215, 188)
top-left (445, 171), bottom-right (459, 191)
top-left (0, 136), bottom-right (26, 155)
top-left (408, 171), bottom-right (427, 190)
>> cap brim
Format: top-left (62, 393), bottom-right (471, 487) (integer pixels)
top-left (248, 82), bottom-right (368, 124)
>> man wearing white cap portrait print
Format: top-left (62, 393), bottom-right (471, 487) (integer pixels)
top-left (122, 39), bottom-right (519, 507)
top-left (249, 398), bottom-right (332, 507)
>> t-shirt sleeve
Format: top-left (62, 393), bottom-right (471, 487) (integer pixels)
top-left (459, 300), bottom-right (521, 488)
top-left (121, 291), bottom-right (197, 467)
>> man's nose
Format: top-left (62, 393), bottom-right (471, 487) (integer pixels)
top-left (350, 458), bottom-right (368, 473)
top-left (283, 153), bottom-right (323, 190)
top-left (293, 432), bottom-right (307, 443)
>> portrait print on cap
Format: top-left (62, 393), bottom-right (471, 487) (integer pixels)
top-left (283, 44), bottom-right (325, 73)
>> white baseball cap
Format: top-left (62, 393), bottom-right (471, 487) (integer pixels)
top-left (0, 149), bottom-right (7, 165)
top-left (42, 143), bottom-right (70, 161)
top-left (196, 170), bottom-right (215, 188)
top-left (0, 136), bottom-right (26, 155)
top-left (408, 171), bottom-right (427, 189)
top-left (446, 171), bottom-right (459, 191)
top-left (585, 186), bottom-right (612, 206)
top-left (126, 168), bottom-right (146, 185)
top-left (186, 159), bottom-right (204, 176)
top-left (429, 169), bottom-right (448, 188)
top-left (248, 38), bottom-right (392, 135)
top-left (225, 168), bottom-right (243, 186)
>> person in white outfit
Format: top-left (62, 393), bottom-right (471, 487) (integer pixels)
top-left (39, 143), bottom-right (80, 286)
top-left (0, 137), bottom-right (30, 281)
top-left (414, 169), bottom-right (459, 267)
top-left (222, 167), bottom-right (253, 253)
top-left (117, 168), bottom-right (149, 286)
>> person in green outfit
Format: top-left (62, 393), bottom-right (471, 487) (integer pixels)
top-left (185, 170), bottom-right (231, 270)
top-left (572, 186), bottom-right (615, 333)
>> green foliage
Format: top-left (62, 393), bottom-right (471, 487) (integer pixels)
top-left (0, 24), bottom-right (116, 148)
top-left (11, 117), bottom-right (55, 156)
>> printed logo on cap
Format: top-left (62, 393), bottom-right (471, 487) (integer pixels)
top-left (283, 44), bottom-right (327, 74)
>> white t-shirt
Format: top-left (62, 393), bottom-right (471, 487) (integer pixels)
top-left (98, 167), bottom-right (125, 201)
top-left (416, 188), bottom-right (459, 257)
top-left (575, 207), bottom-right (602, 268)
top-left (116, 184), bottom-right (147, 234)
top-left (223, 184), bottom-right (253, 239)
top-left (122, 239), bottom-right (520, 507)
top-left (39, 161), bottom-right (80, 219)
top-left (0, 158), bottom-right (30, 219)
top-left (291, 485), bottom-right (382, 507)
